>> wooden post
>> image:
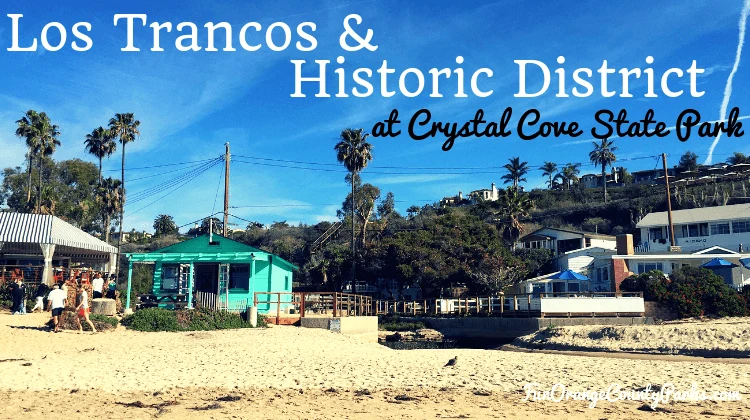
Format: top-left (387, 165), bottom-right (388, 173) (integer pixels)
top-left (464, 297), bottom-right (468, 314)
top-left (276, 293), bottom-right (281, 325)
top-left (435, 299), bottom-right (439, 315)
top-left (333, 293), bottom-right (338, 317)
top-left (662, 153), bottom-right (676, 248)
top-left (527, 295), bottom-right (532, 317)
top-left (513, 295), bottom-right (518, 314)
top-left (500, 296), bottom-right (504, 316)
top-left (223, 143), bottom-right (230, 237)
top-left (300, 293), bottom-right (306, 318)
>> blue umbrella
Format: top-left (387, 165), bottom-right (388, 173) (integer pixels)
top-left (740, 258), bottom-right (750, 270)
top-left (700, 258), bottom-right (739, 268)
top-left (547, 269), bottom-right (589, 280)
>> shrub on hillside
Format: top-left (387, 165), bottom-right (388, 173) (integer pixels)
top-left (621, 267), bottom-right (748, 318)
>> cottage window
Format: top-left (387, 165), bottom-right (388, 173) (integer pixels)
top-left (229, 264), bottom-right (250, 291)
top-left (637, 262), bottom-right (663, 273)
top-left (567, 282), bottom-right (580, 292)
top-left (531, 283), bottom-right (545, 297)
top-left (710, 223), bottom-right (730, 235)
top-left (161, 264), bottom-right (180, 292)
top-left (649, 227), bottom-right (663, 240)
top-left (682, 223), bottom-right (708, 238)
top-left (732, 220), bottom-right (750, 233)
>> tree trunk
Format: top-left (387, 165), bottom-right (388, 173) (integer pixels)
top-left (98, 157), bottom-right (102, 184)
top-left (602, 163), bottom-right (608, 203)
top-left (26, 152), bottom-right (33, 205)
top-left (104, 214), bottom-right (111, 243)
top-left (37, 154), bottom-right (42, 213)
top-left (116, 144), bottom-right (125, 281)
top-left (351, 172), bottom-right (356, 295)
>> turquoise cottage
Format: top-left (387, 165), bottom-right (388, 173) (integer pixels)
top-left (124, 234), bottom-right (297, 314)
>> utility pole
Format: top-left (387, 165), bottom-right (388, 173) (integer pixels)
top-left (662, 153), bottom-right (677, 248)
top-left (223, 143), bottom-right (230, 237)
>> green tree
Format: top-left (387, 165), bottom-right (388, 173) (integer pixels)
top-left (556, 163), bottom-right (581, 190)
top-left (84, 126), bottom-right (117, 182)
top-left (540, 161), bottom-right (557, 189)
top-left (109, 113), bottom-right (141, 272)
top-left (97, 177), bottom-right (122, 243)
top-left (153, 214), bottom-right (178, 237)
top-left (589, 139), bottom-right (617, 203)
top-left (15, 110), bottom-right (43, 207)
top-left (727, 152), bottom-right (750, 165)
top-left (496, 187), bottom-right (534, 243)
top-left (678, 151), bottom-right (699, 172)
top-left (34, 114), bottom-right (61, 213)
top-left (334, 128), bottom-right (373, 293)
top-left (406, 205), bottom-right (421, 219)
top-left (501, 157), bottom-right (529, 191)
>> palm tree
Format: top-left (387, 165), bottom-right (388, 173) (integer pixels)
top-left (108, 113), bottom-right (140, 274)
top-left (84, 127), bottom-right (117, 182)
top-left (37, 185), bottom-right (58, 215)
top-left (501, 157), bottom-right (529, 191)
top-left (35, 114), bottom-right (61, 213)
top-left (540, 161), bottom-right (557, 189)
top-left (153, 214), bottom-right (178, 237)
top-left (96, 177), bottom-right (122, 243)
top-left (497, 187), bottom-right (534, 243)
top-left (556, 163), bottom-right (581, 190)
top-left (589, 139), bottom-right (618, 203)
top-left (16, 110), bottom-right (43, 207)
top-left (334, 128), bottom-right (373, 294)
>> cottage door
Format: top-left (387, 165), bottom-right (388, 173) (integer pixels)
top-left (178, 264), bottom-right (191, 295)
top-left (217, 264), bottom-right (230, 310)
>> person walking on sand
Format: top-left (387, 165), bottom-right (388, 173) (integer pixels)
top-left (92, 272), bottom-right (104, 299)
top-left (31, 282), bottom-right (49, 312)
top-left (75, 285), bottom-right (96, 333)
top-left (47, 284), bottom-right (67, 333)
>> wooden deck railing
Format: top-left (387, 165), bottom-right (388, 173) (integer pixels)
top-left (373, 292), bottom-right (644, 318)
top-left (254, 291), bottom-right (374, 325)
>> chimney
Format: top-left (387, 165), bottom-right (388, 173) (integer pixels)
top-left (616, 234), bottom-right (634, 255)
top-left (459, 191), bottom-right (463, 201)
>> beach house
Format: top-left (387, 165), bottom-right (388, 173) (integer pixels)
top-left (125, 234), bottom-right (297, 314)
top-left (635, 203), bottom-right (750, 253)
top-left (514, 227), bottom-right (617, 256)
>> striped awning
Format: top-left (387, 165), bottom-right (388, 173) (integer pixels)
top-left (0, 212), bottom-right (117, 254)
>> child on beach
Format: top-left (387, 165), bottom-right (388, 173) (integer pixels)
top-left (31, 282), bottom-right (48, 312)
top-left (106, 275), bottom-right (117, 299)
top-left (75, 285), bottom-right (96, 333)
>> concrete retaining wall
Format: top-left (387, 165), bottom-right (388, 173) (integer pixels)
top-left (416, 316), bottom-right (652, 339)
top-left (300, 316), bottom-right (378, 342)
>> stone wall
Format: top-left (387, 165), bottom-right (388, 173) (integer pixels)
top-left (644, 301), bottom-right (678, 321)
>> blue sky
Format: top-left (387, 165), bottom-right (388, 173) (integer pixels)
top-left (0, 0), bottom-right (748, 232)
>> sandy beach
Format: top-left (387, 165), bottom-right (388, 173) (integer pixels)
top-left (1, 312), bottom-right (748, 419)
top-left (514, 317), bottom-right (750, 358)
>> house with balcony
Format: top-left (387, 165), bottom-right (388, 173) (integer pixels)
top-left (635, 203), bottom-right (750, 253)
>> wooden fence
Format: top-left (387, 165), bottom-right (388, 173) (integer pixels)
top-left (374, 292), bottom-right (644, 318)
top-left (254, 291), bottom-right (374, 325)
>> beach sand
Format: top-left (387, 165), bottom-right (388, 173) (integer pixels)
top-left (1, 312), bottom-right (748, 419)
top-left (514, 317), bottom-right (750, 357)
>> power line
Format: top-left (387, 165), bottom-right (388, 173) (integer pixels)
top-left (106, 158), bottom-right (218, 172)
top-left (126, 158), bottom-right (223, 205)
top-left (126, 159), bottom-right (222, 214)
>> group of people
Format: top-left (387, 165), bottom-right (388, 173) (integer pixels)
top-left (7, 269), bottom-right (118, 333)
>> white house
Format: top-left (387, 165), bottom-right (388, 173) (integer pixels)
top-left (636, 203), bottom-right (750, 253)
top-left (514, 227), bottom-right (617, 256)
top-left (469, 183), bottom-right (500, 203)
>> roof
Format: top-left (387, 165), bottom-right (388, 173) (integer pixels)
top-left (128, 234), bottom-right (299, 270)
top-left (636, 204), bottom-right (750, 228)
top-left (0, 212), bottom-right (117, 254)
top-left (518, 227), bottom-right (615, 242)
top-left (155, 234), bottom-right (265, 254)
